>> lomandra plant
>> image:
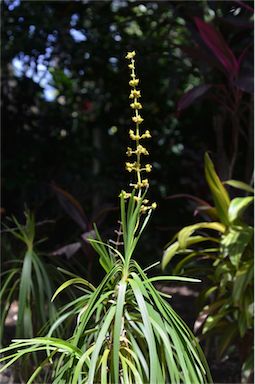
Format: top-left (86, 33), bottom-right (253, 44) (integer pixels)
top-left (0, 52), bottom-right (212, 383)
top-left (1, 211), bottom-right (60, 342)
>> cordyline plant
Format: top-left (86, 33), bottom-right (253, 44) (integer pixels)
top-left (177, 15), bottom-right (253, 182)
top-left (162, 153), bottom-right (254, 380)
top-left (50, 182), bottom-right (116, 280)
top-left (0, 52), bottom-right (212, 383)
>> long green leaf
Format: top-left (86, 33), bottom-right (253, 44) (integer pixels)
top-left (72, 345), bottom-right (94, 383)
top-left (88, 306), bottom-right (116, 384)
top-left (100, 348), bottom-right (110, 384)
top-left (162, 242), bottom-right (179, 270)
top-left (129, 274), bottom-right (158, 384)
top-left (113, 279), bottom-right (127, 383)
top-left (0, 279), bottom-right (19, 343)
top-left (12, 337), bottom-right (83, 356)
top-left (120, 353), bottom-right (143, 384)
top-left (0, 268), bottom-right (19, 300)
top-left (51, 278), bottom-right (95, 302)
top-left (224, 179), bottom-right (254, 194)
top-left (16, 249), bottom-right (32, 337)
top-left (162, 227), bottom-right (223, 270)
top-left (145, 276), bottom-right (201, 283)
top-left (128, 332), bottom-right (149, 379)
top-left (178, 222), bottom-right (225, 249)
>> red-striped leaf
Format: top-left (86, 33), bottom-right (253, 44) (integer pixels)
top-left (177, 84), bottom-right (212, 112)
top-left (194, 17), bottom-right (239, 77)
top-left (51, 183), bottom-right (89, 230)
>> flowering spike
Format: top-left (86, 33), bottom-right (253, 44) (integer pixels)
top-left (129, 79), bottom-right (139, 87)
top-left (132, 115), bottom-right (144, 124)
top-left (129, 90), bottom-right (141, 99)
top-left (130, 102), bottom-right (142, 110)
top-left (125, 51), bottom-right (136, 59)
top-left (125, 51), bottom-right (156, 211)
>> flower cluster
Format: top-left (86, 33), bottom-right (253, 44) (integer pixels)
top-left (123, 51), bottom-right (156, 212)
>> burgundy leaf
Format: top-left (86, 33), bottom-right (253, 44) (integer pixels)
top-left (166, 193), bottom-right (218, 220)
top-left (177, 84), bottom-right (212, 112)
top-left (234, 0), bottom-right (254, 13)
top-left (233, 74), bottom-right (254, 94)
top-left (235, 47), bottom-right (254, 93)
top-left (52, 242), bottom-right (81, 259)
top-left (180, 45), bottom-right (222, 70)
top-left (217, 15), bottom-right (254, 30)
top-left (238, 44), bottom-right (253, 68)
top-left (165, 193), bottom-right (209, 203)
top-left (91, 205), bottom-right (118, 226)
top-left (51, 183), bottom-right (89, 230)
top-left (194, 17), bottom-right (239, 77)
top-left (81, 230), bottom-right (96, 243)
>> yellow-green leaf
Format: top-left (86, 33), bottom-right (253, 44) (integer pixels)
top-left (204, 153), bottom-right (230, 225)
top-left (224, 180), bottom-right (254, 194)
top-left (228, 197), bottom-right (254, 223)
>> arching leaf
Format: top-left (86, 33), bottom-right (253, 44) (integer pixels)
top-left (194, 17), bottom-right (239, 77)
top-left (228, 197), bottom-right (254, 223)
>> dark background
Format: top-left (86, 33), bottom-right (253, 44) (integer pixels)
top-left (2, 0), bottom-right (253, 272)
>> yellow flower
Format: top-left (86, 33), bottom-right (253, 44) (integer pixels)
top-left (125, 162), bottom-right (139, 172)
top-left (132, 115), bottom-right (144, 124)
top-left (125, 51), bottom-right (136, 59)
top-left (151, 202), bottom-right (157, 209)
top-left (140, 205), bottom-right (148, 214)
top-left (130, 102), bottom-right (142, 109)
top-left (141, 130), bottom-right (151, 139)
top-left (129, 129), bottom-right (139, 141)
top-left (140, 201), bottom-right (157, 213)
top-left (124, 52), bottom-right (156, 206)
top-left (125, 162), bottom-right (134, 172)
top-left (131, 179), bottom-right (149, 189)
top-left (141, 179), bottom-right (149, 187)
top-left (126, 147), bottom-right (133, 157)
top-left (129, 79), bottom-right (139, 87)
top-left (119, 190), bottom-right (130, 199)
top-left (129, 90), bottom-right (141, 99)
top-left (137, 145), bottom-right (149, 155)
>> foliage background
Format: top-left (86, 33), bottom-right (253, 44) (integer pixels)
top-left (2, 0), bottom-right (253, 273)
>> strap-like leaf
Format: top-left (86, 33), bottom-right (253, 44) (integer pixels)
top-left (113, 279), bottom-right (127, 383)
top-left (129, 274), bottom-right (159, 383)
top-left (228, 196), bottom-right (254, 223)
top-left (88, 306), bottom-right (116, 384)
top-left (194, 17), bottom-right (239, 76)
top-left (52, 183), bottom-right (88, 231)
top-left (224, 179), bottom-right (254, 194)
top-left (204, 153), bottom-right (230, 225)
top-left (177, 84), bottom-right (212, 112)
top-left (177, 222), bottom-right (225, 249)
top-left (51, 278), bottom-right (95, 302)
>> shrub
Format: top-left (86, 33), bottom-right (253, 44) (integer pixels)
top-left (1, 211), bottom-right (62, 342)
top-left (162, 153), bottom-right (254, 379)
